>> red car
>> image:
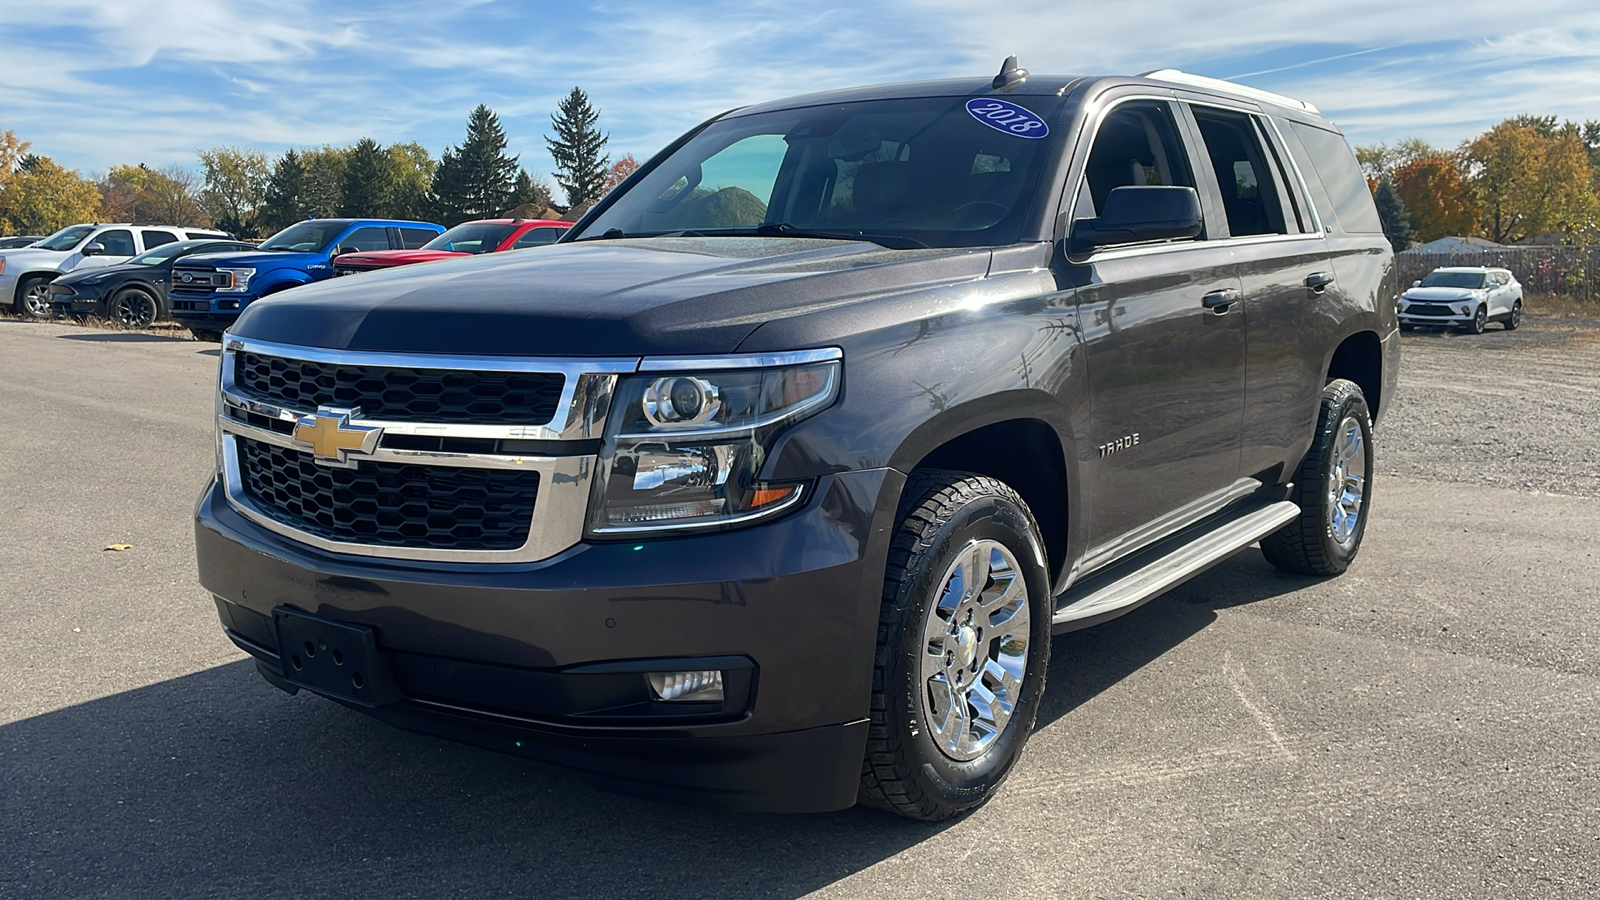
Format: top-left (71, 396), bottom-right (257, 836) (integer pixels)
top-left (332, 218), bottom-right (569, 275)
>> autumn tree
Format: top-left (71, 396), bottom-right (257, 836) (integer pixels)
top-left (604, 154), bottom-right (640, 193)
top-left (1355, 138), bottom-right (1437, 187)
top-left (0, 156), bottom-right (102, 234)
top-left (432, 105), bottom-right (519, 225)
top-left (546, 87), bottom-right (609, 208)
top-left (199, 147), bottom-right (269, 238)
top-left (1464, 119), bottom-right (1595, 243)
top-left (1391, 152), bottom-right (1482, 242)
top-left (386, 142), bottom-right (435, 220)
top-left (509, 169), bottom-right (554, 211)
top-left (96, 163), bottom-right (208, 226)
top-left (0, 130), bottom-right (30, 195)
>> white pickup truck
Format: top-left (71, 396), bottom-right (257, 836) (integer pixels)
top-left (1398, 266), bottom-right (1523, 334)
top-left (1, 222), bottom-right (229, 318)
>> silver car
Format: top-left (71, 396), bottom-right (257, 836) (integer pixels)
top-left (1398, 266), bottom-right (1523, 334)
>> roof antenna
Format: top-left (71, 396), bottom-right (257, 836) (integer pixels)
top-left (993, 55), bottom-right (1028, 89)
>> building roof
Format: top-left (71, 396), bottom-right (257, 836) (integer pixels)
top-left (1405, 236), bottom-right (1505, 253)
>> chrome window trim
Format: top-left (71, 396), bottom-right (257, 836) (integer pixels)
top-left (1078, 230), bottom-right (1323, 263)
top-left (1260, 115), bottom-right (1325, 235)
top-left (219, 431), bottom-right (594, 564)
top-left (638, 347), bottom-right (842, 371)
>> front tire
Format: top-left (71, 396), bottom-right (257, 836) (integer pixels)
top-left (1504, 299), bottom-right (1521, 330)
top-left (14, 275), bottom-right (56, 319)
top-left (859, 470), bottom-right (1052, 821)
top-left (107, 287), bottom-right (160, 329)
top-left (1261, 379), bottom-right (1373, 576)
top-left (1467, 304), bottom-right (1487, 334)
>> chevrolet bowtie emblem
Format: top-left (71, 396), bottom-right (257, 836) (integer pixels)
top-left (292, 408), bottom-right (382, 467)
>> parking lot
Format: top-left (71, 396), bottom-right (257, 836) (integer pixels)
top-left (2, 314), bottom-right (1597, 899)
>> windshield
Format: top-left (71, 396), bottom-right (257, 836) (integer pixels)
top-left (1420, 271), bottom-right (1489, 289)
top-left (36, 225), bottom-right (97, 252)
top-left (574, 94), bottom-right (1063, 248)
top-left (260, 221), bottom-right (346, 253)
top-left (422, 222), bottom-right (517, 254)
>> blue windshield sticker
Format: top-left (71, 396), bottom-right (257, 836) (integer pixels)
top-left (965, 98), bottom-right (1049, 139)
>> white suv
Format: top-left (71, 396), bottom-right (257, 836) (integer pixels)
top-left (0, 222), bottom-right (230, 318)
top-left (1398, 266), bottom-right (1523, 334)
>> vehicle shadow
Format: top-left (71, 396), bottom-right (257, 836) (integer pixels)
top-left (56, 331), bottom-right (194, 344)
top-left (197, 348), bottom-right (221, 357)
top-left (1035, 548), bottom-right (1318, 729)
top-left (0, 550), bottom-right (1312, 899)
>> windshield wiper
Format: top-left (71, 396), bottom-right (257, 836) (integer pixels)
top-left (752, 223), bottom-right (926, 249)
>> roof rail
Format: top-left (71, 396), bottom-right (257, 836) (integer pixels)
top-left (1139, 69), bottom-right (1319, 114)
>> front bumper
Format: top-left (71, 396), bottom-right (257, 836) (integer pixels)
top-left (196, 466), bottom-right (902, 812)
top-left (46, 284), bottom-right (106, 315)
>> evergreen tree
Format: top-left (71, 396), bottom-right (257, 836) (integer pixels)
top-left (341, 138), bottom-right (394, 217)
top-left (258, 150), bottom-right (306, 234)
top-left (300, 147), bottom-right (348, 219)
top-left (430, 105), bottom-right (519, 225)
top-left (509, 169), bottom-right (553, 211)
top-left (546, 87), bottom-right (610, 209)
top-left (1374, 176), bottom-right (1415, 252)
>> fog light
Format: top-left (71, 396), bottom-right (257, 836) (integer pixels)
top-left (648, 670), bottom-right (724, 702)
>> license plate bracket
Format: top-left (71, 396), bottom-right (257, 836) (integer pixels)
top-left (272, 606), bottom-right (402, 707)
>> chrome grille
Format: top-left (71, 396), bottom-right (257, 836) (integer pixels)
top-left (233, 350), bottom-right (566, 425)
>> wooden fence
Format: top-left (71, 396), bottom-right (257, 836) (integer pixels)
top-left (1397, 246), bottom-right (1600, 301)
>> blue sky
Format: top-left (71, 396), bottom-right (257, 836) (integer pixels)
top-left (4, 0), bottom-right (1600, 182)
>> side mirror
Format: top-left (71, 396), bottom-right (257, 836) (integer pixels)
top-left (1412, 280), bottom-right (1421, 287)
top-left (1070, 186), bottom-right (1202, 253)
top-left (333, 245), bottom-right (354, 257)
top-left (81, 242), bottom-right (106, 257)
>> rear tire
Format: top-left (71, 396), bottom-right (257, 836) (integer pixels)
top-left (107, 287), bottom-right (159, 329)
top-left (858, 470), bottom-right (1052, 821)
top-left (1262, 379), bottom-right (1373, 576)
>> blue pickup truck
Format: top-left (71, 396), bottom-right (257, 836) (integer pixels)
top-left (168, 218), bottom-right (444, 339)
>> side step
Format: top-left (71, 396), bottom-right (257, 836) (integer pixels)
top-left (1051, 500), bottom-right (1301, 633)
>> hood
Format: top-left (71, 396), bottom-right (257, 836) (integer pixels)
top-left (1403, 286), bottom-right (1482, 302)
top-left (0, 248), bottom-right (70, 270)
top-left (336, 249), bottom-right (469, 269)
top-left (179, 249), bottom-right (323, 269)
top-left (232, 237), bottom-right (994, 356)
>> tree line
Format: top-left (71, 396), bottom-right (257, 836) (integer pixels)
top-left (1361, 115), bottom-right (1600, 251)
top-left (0, 87), bottom-right (639, 238)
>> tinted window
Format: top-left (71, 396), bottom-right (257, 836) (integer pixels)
top-left (577, 94), bottom-right (1064, 248)
top-left (1191, 108), bottom-right (1289, 238)
top-left (422, 222), bottom-right (518, 253)
top-left (261, 222), bottom-right (347, 253)
top-left (142, 230), bottom-right (179, 249)
top-left (399, 227), bottom-right (438, 249)
top-left (337, 227), bottom-right (391, 253)
top-left (186, 231), bottom-right (228, 240)
top-left (96, 229), bottom-right (136, 256)
top-left (512, 227), bottom-right (564, 248)
top-left (1289, 123), bottom-right (1383, 234)
top-left (127, 239), bottom-right (252, 267)
top-left (1078, 101), bottom-right (1197, 220)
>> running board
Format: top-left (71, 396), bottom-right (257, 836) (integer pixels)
top-left (1051, 500), bottom-right (1301, 633)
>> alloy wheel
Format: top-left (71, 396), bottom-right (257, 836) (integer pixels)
top-left (1327, 415), bottom-right (1366, 544)
top-left (916, 539), bottom-right (1031, 761)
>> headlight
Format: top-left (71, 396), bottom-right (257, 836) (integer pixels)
top-left (588, 353), bottom-right (841, 535)
top-left (216, 267), bottom-right (255, 293)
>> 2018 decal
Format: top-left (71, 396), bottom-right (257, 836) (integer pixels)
top-left (965, 98), bottom-right (1049, 139)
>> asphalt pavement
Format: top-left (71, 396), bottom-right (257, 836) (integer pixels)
top-left (1, 317), bottom-right (1596, 899)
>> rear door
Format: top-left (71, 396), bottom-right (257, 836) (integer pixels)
top-left (1180, 100), bottom-right (1336, 483)
top-left (1058, 96), bottom-right (1248, 564)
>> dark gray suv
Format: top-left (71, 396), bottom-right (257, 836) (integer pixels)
top-left (195, 62), bottom-right (1398, 821)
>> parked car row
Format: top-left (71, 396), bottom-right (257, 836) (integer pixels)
top-left (1, 215), bottom-right (570, 338)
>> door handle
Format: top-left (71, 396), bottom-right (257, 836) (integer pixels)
top-left (1305, 271), bottom-right (1335, 291)
top-left (1202, 287), bottom-right (1240, 311)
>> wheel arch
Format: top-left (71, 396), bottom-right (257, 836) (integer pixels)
top-left (889, 400), bottom-right (1075, 584)
top-left (1326, 330), bottom-right (1384, 422)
